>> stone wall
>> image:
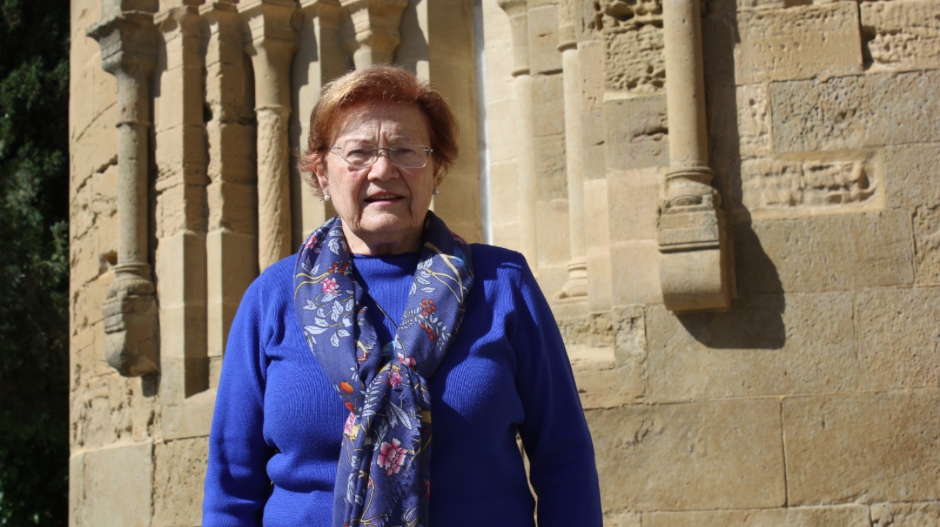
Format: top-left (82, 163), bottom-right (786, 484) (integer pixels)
top-left (69, 0), bottom-right (940, 525)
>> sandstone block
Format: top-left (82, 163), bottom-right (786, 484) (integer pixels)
top-left (564, 306), bottom-right (646, 408)
top-left (701, 14), bottom-right (736, 89)
top-left (735, 84), bottom-right (771, 157)
top-left (872, 502), bottom-right (940, 527)
top-left (603, 24), bottom-right (665, 95)
top-left (771, 71), bottom-right (940, 154)
top-left (486, 98), bottom-right (524, 164)
top-left (862, 1), bottom-right (940, 71)
top-left (534, 133), bottom-right (568, 200)
top-left (610, 240), bottom-right (663, 306)
top-left (732, 151), bottom-right (883, 219)
top-left (783, 391), bottom-right (940, 504)
top-left (885, 143), bottom-right (940, 210)
top-left (153, 437), bottom-right (209, 527)
top-left (647, 293), bottom-right (857, 402)
top-left (607, 168), bottom-right (660, 242)
top-left (531, 73), bottom-right (565, 137)
top-left (855, 287), bottom-right (940, 390)
top-left (488, 160), bottom-right (520, 225)
top-left (605, 510), bottom-right (641, 527)
top-left (915, 206), bottom-right (940, 285)
top-left (735, 211), bottom-right (914, 295)
top-left (527, 5), bottom-right (563, 74)
top-left (735, 3), bottom-right (861, 84)
top-left (604, 94), bottom-right (669, 171)
top-left (586, 398), bottom-right (785, 511)
top-left (587, 246), bottom-right (614, 312)
top-left (81, 442), bottom-right (153, 527)
top-left (644, 506), bottom-right (870, 527)
top-left (207, 181), bottom-right (258, 234)
top-left (536, 199), bottom-right (571, 265)
top-left (584, 178), bottom-right (610, 250)
top-left (582, 105), bottom-right (607, 180)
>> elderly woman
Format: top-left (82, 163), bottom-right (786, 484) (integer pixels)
top-left (203, 65), bottom-right (602, 527)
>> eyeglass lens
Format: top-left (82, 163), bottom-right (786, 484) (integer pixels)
top-left (335, 142), bottom-right (430, 169)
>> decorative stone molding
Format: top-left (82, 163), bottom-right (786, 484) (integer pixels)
top-left (88, 10), bottom-right (161, 376)
top-left (657, 0), bottom-right (733, 312)
top-left (339, 0), bottom-right (408, 68)
top-left (498, 0), bottom-right (539, 272)
top-left (241, 0), bottom-right (301, 270)
top-left (557, 2), bottom-right (588, 300)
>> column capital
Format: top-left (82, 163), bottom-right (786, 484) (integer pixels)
top-left (240, 0), bottom-right (303, 50)
top-left (338, 0), bottom-right (407, 68)
top-left (497, 0), bottom-right (530, 76)
top-left (88, 11), bottom-right (159, 77)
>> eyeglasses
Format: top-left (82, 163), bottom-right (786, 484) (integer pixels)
top-left (330, 142), bottom-right (433, 169)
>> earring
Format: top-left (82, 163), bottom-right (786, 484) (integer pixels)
top-left (432, 188), bottom-right (439, 196)
top-left (323, 192), bottom-right (331, 201)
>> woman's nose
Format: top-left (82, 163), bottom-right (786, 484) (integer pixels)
top-left (367, 153), bottom-right (397, 180)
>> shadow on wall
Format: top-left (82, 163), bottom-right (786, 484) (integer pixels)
top-left (674, 3), bottom-right (785, 350)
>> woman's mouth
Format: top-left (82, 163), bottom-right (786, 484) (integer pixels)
top-left (364, 193), bottom-right (404, 204)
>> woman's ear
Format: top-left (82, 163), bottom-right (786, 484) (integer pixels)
top-left (313, 158), bottom-right (330, 196)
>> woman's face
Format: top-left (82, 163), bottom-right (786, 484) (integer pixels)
top-left (314, 102), bottom-right (436, 255)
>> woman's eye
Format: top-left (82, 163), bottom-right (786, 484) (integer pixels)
top-left (394, 147), bottom-right (416, 155)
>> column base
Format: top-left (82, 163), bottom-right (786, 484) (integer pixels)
top-left (102, 265), bottom-right (159, 376)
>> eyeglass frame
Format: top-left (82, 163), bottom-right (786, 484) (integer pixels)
top-left (328, 142), bottom-right (434, 169)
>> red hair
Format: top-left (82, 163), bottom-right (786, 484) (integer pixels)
top-left (298, 65), bottom-right (459, 195)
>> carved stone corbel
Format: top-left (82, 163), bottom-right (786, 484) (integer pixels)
top-left (88, 9), bottom-right (160, 377)
top-left (556, 0), bottom-right (588, 300)
top-left (657, 0), bottom-right (733, 312)
top-left (498, 0), bottom-right (539, 272)
top-left (241, 0), bottom-right (301, 270)
top-left (339, 0), bottom-right (407, 68)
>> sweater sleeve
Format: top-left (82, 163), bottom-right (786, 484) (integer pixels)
top-left (511, 258), bottom-right (603, 527)
top-left (203, 276), bottom-right (274, 527)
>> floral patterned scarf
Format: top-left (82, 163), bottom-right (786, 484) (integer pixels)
top-left (292, 212), bottom-right (474, 527)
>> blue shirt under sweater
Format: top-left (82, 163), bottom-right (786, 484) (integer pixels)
top-left (203, 244), bottom-right (602, 527)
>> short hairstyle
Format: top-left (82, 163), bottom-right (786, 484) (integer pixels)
top-left (298, 65), bottom-right (459, 194)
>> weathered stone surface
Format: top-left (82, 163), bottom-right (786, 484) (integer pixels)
top-left (610, 240), bottom-right (662, 305)
top-left (771, 71), bottom-right (940, 153)
top-left (732, 151), bottom-right (883, 219)
top-left (735, 3), bottom-right (861, 84)
top-left (855, 287), bottom-right (940, 390)
top-left (885, 143), bottom-right (940, 210)
top-left (647, 292), bottom-right (856, 402)
top-left (735, 211), bottom-right (914, 295)
top-left (784, 391), bottom-right (940, 505)
top-left (645, 506), bottom-right (870, 527)
top-left (607, 168), bottom-right (660, 242)
top-left (81, 442), bottom-right (153, 527)
top-left (603, 24), bottom-right (665, 95)
top-left (531, 73), bottom-right (565, 137)
top-left (153, 438), bottom-right (209, 527)
top-left (534, 133), bottom-right (569, 200)
top-left (563, 306), bottom-right (646, 408)
top-left (604, 94), bottom-right (669, 171)
top-left (72, 374), bottom-right (157, 450)
top-left (605, 510), bottom-right (642, 527)
top-left (862, 1), bottom-right (940, 71)
top-left (587, 398), bottom-right (785, 511)
top-left (536, 199), bottom-right (571, 265)
top-left (872, 502), bottom-right (940, 527)
top-left (915, 206), bottom-right (940, 284)
top-left (528, 5), bottom-right (562, 74)
top-left (735, 83), bottom-right (771, 157)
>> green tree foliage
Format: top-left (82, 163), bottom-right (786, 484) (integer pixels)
top-left (0, 0), bottom-right (71, 525)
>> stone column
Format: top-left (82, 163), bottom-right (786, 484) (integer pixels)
top-left (339, 0), bottom-right (408, 68)
top-left (153, 4), bottom-right (210, 401)
top-left (498, 0), bottom-right (539, 271)
top-left (88, 10), bottom-right (160, 377)
top-left (556, 5), bottom-right (587, 300)
top-left (658, 0), bottom-right (733, 311)
top-left (241, 0), bottom-right (300, 270)
top-left (202, 0), bottom-right (259, 388)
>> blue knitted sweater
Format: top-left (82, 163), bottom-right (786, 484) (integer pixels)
top-left (202, 244), bottom-right (602, 527)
